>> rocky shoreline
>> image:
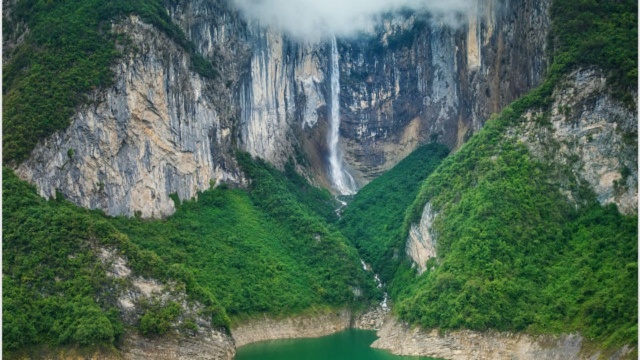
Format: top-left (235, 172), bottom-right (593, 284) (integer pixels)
top-left (231, 310), bottom-right (353, 348)
top-left (371, 317), bottom-right (635, 360)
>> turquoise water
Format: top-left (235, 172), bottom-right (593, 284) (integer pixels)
top-left (234, 329), bottom-right (438, 360)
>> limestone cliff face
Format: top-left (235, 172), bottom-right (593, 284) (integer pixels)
top-left (338, 0), bottom-right (551, 183)
top-left (511, 69), bottom-right (638, 215)
top-left (16, 16), bottom-right (243, 218)
top-left (237, 27), bottom-right (332, 186)
top-left (406, 68), bottom-right (638, 274)
top-left (15, 0), bottom-right (552, 215)
top-left (231, 311), bottom-right (352, 348)
top-left (170, 0), bottom-right (552, 188)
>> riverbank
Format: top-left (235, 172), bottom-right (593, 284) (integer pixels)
top-left (372, 317), bottom-right (635, 360)
top-left (231, 310), bottom-right (352, 347)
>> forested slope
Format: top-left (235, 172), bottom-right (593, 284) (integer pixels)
top-left (2, 155), bottom-right (376, 357)
top-left (340, 0), bottom-right (637, 353)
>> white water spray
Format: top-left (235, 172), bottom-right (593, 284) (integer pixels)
top-left (328, 36), bottom-right (357, 195)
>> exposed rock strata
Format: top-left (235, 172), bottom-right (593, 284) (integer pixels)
top-left (15, 0), bottom-right (552, 214)
top-left (170, 0), bottom-right (552, 188)
top-left (353, 306), bottom-right (390, 331)
top-left (16, 16), bottom-right (243, 218)
top-left (122, 332), bottom-right (235, 360)
top-left (338, 0), bottom-right (551, 183)
top-left (372, 317), bottom-right (634, 360)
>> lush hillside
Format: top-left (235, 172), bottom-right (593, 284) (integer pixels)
top-left (338, 143), bottom-right (449, 283)
top-left (393, 116), bottom-right (637, 349)
top-left (3, 168), bottom-right (230, 356)
top-left (113, 153), bottom-right (377, 317)
top-left (339, 0), bottom-right (638, 352)
top-left (2, 156), bottom-right (376, 356)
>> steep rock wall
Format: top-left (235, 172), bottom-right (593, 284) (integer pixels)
top-left (16, 0), bottom-right (552, 213)
top-left (339, 0), bottom-right (551, 183)
top-left (406, 69), bottom-right (638, 272)
top-left (16, 16), bottom-right (243, 218)
top-left (170, 0), bottom-right (552, 188)
top-left (406, 202), bottom-right (438, 274)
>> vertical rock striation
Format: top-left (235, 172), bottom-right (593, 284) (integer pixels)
top-left (338, 0), bottom-right (551, 183)
top-left (328, 35), bottom-right (358, 194)
top-left (15, 0), bottom-right (553, 215)
top-left (17, 16), bottom-right (243, 218)
top-left (406, 202), bottom-right (438, 274)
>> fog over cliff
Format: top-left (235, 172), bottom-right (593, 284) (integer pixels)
top-left (230, 0), bottom-right (477, 40)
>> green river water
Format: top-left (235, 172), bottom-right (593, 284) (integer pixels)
top-left (234, 329), bottom-right (439, 360)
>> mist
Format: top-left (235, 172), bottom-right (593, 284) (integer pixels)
top-left (230, 0), bottom-right (477, 41)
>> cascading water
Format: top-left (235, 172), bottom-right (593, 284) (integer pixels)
top-left (328, 35), bottom-right (357, 195)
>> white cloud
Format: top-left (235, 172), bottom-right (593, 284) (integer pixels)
top-left (230, 0), bottom-right (477, 41)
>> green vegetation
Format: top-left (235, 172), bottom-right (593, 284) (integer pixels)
top-left (2, 0), bottom-right (216, 164)
top-left (341, 103), bottom-right (636, 351)
top-left (3, 153), bottom-right (375, 356)
top-left (378, 1), bottom-right (639, 340)
top-left (3, 0), bottom-right (636, 356)
top-left (113, 153), bottom-right (376, 317)
top-left (139, 301), bottom-right (182, 336)
top-left (550, 0), bottom-right (637, 98)
top-left (338, 143), bottom-right (449, 283)
top-left (340, 0), bottom-right (637, 351)
top-left (2, 167), bottom-right (123, 352)
top-left (3, 168), bottom-right (229, 356)
top-left (391, 113), bottom-right (637, 349)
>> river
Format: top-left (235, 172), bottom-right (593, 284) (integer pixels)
top-left (234, 329), bottom-right (439, 360)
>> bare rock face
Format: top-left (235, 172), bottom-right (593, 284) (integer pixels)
top-left (353, 306), bottom-right (390, 331)
top-left (338, 0), bottom-right (551, 184)
top-left (122, 332), bottom-right (235, 360)
top-left (372, 317), bottom-right (634, 360)
top-left (16, 16), bottom-right (243, 218)
top-left (406, 68), bottom-right (637, 279)
top-left (170, 0), bottom-right (552, 189)
top-left (406, 202), bottom-right (438, 274)
top-left (14, 0), bottom-right (553, 215)
top-left (510, 69), bottom-right (638, 215)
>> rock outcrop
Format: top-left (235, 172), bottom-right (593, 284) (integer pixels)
top-left (406, 202), bottom-right (438, 274)
top-left (97, 246), bottom-right (236, 360)
top-left (338, 0), bottom-right (551, 183)
top-left (170, 0), bottom-right (553, 189)
top-left (510, 69), bottom-right (638, 214)
top-left (15, 0), bottom-right (552, 215)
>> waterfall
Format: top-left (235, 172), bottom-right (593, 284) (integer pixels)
top-left (328, 36), bottom-right (357, 195)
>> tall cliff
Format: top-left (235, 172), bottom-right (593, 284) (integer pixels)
top-left (10, 0), bottom-right (551, 216)
top-left (16, 15), bottom-right (244, 218)
top-left (339, 0), bottom-right (550, 182)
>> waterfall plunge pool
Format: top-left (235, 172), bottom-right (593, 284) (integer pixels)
top-left (234, 329), bottom-right (440, 360)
